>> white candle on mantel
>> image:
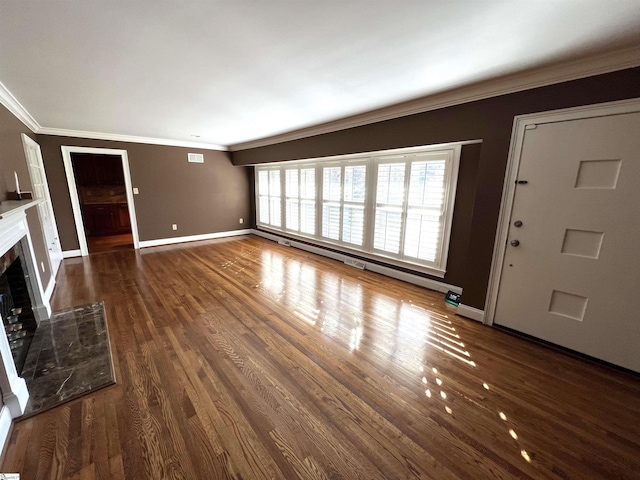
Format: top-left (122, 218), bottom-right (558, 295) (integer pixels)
top-left (14, 171), bottom-right (21, 194)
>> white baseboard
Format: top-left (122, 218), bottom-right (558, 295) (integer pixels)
top-left (44, 276), bottom-right (55, 303)
top-left (139, 229), bottom-right (252, 248)
top-left (62, 249), bottom-right (82, 258)
top-left (365, 259), bottom-right (461, 294)
top-left (456, 303), bottom-right (485, 322)
top-left (2, 377), bottom-right (28, 418)
top-left (252, 229), bottom-right (462, 295)
top-left (0, 406), bottom-right (12, 457)
top-left (33, 302), bottom-right (52, 323)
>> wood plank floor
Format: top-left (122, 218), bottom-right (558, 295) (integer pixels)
top-left (1, 235), bottom-right (639, 479)
top-left (87, 233), bottom-right (133, 254)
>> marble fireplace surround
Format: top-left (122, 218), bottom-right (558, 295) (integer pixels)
top-left (0, 200), bottom-right (51, 449)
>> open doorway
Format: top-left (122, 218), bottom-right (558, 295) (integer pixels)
top-left (61, 146), bottom-right (140, 256)
top-left (71, 153), bottom-right (132, 253)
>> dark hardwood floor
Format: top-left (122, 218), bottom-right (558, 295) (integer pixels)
top-left (1, 235), bottom-right (639, 479)
top-left (87, 233), bottom-right (133, 254)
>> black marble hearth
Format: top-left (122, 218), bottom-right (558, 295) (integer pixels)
top-left (19, 302), bottom-right (115, 418)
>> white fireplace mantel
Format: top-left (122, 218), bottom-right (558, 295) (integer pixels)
top-left (0, 198), bottom-right (51, 447)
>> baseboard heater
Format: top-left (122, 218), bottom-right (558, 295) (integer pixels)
top-left (344, 258), bottom-right (366, 270)
top-left (252, 229), bottom-right (462, 296)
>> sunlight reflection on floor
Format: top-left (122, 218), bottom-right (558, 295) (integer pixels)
top-left (248, 246), bottom-right (534, 466)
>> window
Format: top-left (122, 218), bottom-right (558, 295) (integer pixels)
top-left (373, 152), bottom-right (451, 264)
top-left (320, 163), bottom-right (367, 245)
top-left (342, 164), bottom-right (366, 246)
top-left (299, 168), bottom-right (316, 235)
top-left (258, 169), bottom-right (282, 227)
top-left (404, 158), bottom-right (447, 262)
top-left (322, 166), bottom-right (341, 240)
top-left (374, 161), bottom-right (405, 254)
top-left (255, 143), bottom-right (461, 277)
top-left (285, 167), bottom-right (316, 235)
top-left (285, 169), bottom-right (299, 231)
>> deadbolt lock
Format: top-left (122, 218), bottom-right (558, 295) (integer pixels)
top-left (510, 240), bottom-right (520, 247)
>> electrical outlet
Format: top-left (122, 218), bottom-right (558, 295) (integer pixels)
top-left (133, 188), bottom-right (139, 194)
top-left (172, 224), bottom-right (178, 230)
top-left (239, 218), bottom-right (244, 224)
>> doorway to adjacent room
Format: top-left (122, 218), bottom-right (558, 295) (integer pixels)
top-left (61, 146), bottom-right (140, 256)
top-left (72, 153), bottom-right (132, 253)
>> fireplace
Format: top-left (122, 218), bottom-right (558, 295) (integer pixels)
top-left (0, 200), bottom-right (52, 433)
top-left (0, 244), bottom-right (38, 374)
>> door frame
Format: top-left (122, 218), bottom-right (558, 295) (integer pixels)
top-left (61, 146), bottom-right (140, 256)
top-left (484, 97), bottom-right (640, 326)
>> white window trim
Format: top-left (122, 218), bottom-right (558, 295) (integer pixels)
top-left (255, 142), bottom-right (467, 278)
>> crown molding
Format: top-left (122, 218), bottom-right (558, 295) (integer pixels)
top-left (0, 80), bottom-right (227, 150)
top-left (229, 46), bottom-right (640, 151)
top-left (3, 46), bottom-right (639, 153)
top-left (0, 80), bottom-right (41, 132)
top-left (36, 127), bottom-right (228, 151)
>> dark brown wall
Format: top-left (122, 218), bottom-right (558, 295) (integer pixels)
top-left (232, 67), bottom-right (640, 310)
top-left (36, 136), bottom-right (254, 250)
top-left (0, 104), bottom-right (52, 289)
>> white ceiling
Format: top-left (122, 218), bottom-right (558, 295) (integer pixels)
top-left (1, 1), bottom-right (639, 150)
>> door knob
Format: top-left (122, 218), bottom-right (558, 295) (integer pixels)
top-left (513, 220), bottom-right (523, 227)
top-left (510, 240), bottom-right (520, 247)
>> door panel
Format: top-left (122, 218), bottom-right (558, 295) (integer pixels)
top-left (494, 112), bottom-right (640, 372)
top-left (21, 135), bottom-right (62, 277)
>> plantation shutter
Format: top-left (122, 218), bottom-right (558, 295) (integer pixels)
top-left (404, 159), bottom-right (447, 262)
top-left (268, 170), bottom-right (281, 227)
top-left (285, 169), bottom-right (299, 231)
top-left (322, 167), bottom-right (341, 240)
top-left (258, 170), bottom-right (270, 224)
top-left (373, 162), bottom-right (406, 254)
top-left (300, 168), bottom-right (316, 235)
top-left (342, 165), bottom-right (366, 246)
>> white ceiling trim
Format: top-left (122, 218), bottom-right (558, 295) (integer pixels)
top-left (229, 46), bottom-right (640, 151)
top-left (35, 127), bottom-right (228, 151)
top-left (0, 81), bottom-right (227, 151)
top-left (2, 47), bottom-right (639, 154)
top-left (0, 80), bottom-right (41, 132)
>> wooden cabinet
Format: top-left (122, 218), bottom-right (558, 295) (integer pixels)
top-left (83, 204), bottom-right (131, 236)
top-left (83, 205), bottom-right (117, 236)
top-left (99, 157), bottom-right (125, 185)
top-left (73, 155), bottom-right (124, 186)
top-left (116, 204), bottom-right (131, 232)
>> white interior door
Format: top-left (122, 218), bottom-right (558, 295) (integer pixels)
top-left (21, 134), bottom-right (62, 277)
top-left (494, 112), bottom-right (640, 372)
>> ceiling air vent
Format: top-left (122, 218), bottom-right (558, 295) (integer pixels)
top-left (188, 153), bottom-right (204, 163)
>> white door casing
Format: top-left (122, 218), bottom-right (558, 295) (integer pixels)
top-left (61, 146), bottom-right (140, 256)
top-left (486, 98), bottom-right (640, 372)
top-left (21, 134), bottom-right (62, 278)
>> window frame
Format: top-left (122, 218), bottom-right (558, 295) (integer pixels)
top-left (255, 143), bottom-right (462, 278)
